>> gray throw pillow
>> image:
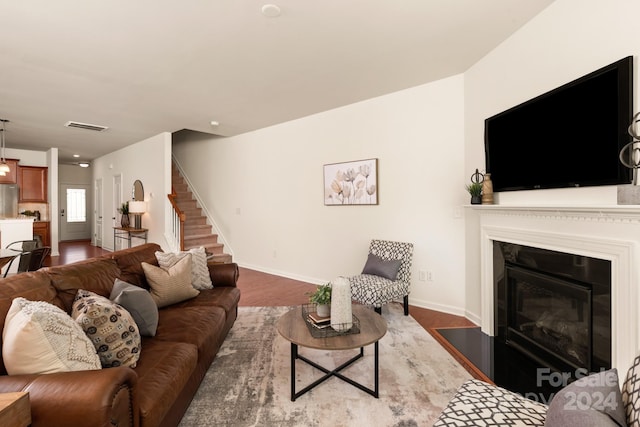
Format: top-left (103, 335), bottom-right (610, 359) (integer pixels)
top-left (361, 253), bottom-right (402, 280)
top-left (545, 369), bottom-right (626, 427)
top-left (110, 278), bottom-right (159, 337)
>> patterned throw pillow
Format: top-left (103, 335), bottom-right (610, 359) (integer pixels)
top-left (142, 255), bottom-right (200, 308)
top-left (72, 289), bottom-right (141, 368)
top-left (110, 279), bottom-right (159, 337)
top-left (155, 247), bottom-right (213, 290)
top-left (2, 297), bottom-right (101, 375)
top-left (623, 355), bottom-right (640, 426)
top-left (433, 379), bottom-right (547, 426)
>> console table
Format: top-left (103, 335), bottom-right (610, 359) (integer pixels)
top-left (113, 227), bottom-right (148, 248)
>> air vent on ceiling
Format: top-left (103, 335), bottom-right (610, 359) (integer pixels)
top-left (64, 121), bottom-right (109, 132)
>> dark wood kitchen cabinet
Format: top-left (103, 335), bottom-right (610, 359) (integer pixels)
top-left (18, 166), bottom-right (48, 203)
top-left (33, 221), bottom-right (50, 247)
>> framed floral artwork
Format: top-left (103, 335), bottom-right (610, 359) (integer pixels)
top-left (324, 158), bottom-right (378, 205)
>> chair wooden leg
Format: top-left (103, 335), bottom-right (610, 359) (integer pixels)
top-left (403, 296), bottom-right (409, 316)
top-left (374, 306), bottom-right (382, 315)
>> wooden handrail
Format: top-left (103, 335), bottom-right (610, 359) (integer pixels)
top-left (167, 189), bottom-right (186, 251)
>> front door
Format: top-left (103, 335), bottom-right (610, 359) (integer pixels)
top-left (60, 184), bottom-right (91, 241)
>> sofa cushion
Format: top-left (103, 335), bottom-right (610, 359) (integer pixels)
top-left (142, 256), bottom-right (199, 308)
top-left (155, 306), bottom-right (227, 358)
top-left (2, 297), bottom-right (101, 375)
top-left (361, 253), bottom-right (402, 280)
top-left (545, 369), bottom-right (625, 427)
top-left (134, 339), bottom-right (198, 427)
top-left (72, 289), bottom-right (141, 368)
top-left (156, 247), bottom-right (213, 290)
top-left (110, 279), bottom-right (159, 337)
top-left (45, 257), bottom-right (121, 312)
top-left (111, 243), bottom-right (162, 290)
top-left (171, 287), bottom-right (241, 319)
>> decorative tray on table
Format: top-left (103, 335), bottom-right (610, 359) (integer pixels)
top-left (301, 303), bottom-right (360, 338)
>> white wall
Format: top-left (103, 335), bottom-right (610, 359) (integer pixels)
top-left (464, 0), bottom-right (640, 320)
top-left (173, 75), bottom-right (467, 314)
top-left (5, 148), bottom-right (47, 167)
top-left (92, 133), bottom-right (171, 251)
top-left (59, 164), bottom-right (92, 185)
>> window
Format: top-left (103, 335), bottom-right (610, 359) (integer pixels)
top-left (67, 188), bottom-right (86, 222)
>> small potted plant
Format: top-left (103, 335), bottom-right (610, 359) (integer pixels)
top-left (466, 182), bottom-right (483, 205)
top-left (308, 283), bottom-right (332, 317)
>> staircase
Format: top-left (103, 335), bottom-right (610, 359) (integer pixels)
top-left (171, 165), bottom-right (232, 263)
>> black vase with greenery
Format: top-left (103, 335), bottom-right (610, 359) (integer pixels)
top-left (466, 182), bottom-right (483, 205)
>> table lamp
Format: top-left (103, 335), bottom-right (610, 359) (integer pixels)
top-left (128, 201), bottom-right (146, 229)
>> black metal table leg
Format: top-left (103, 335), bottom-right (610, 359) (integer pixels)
top-left (289, 343), bottom-right (380, 400)
top-left (291, 343), bottom-right (297, 401)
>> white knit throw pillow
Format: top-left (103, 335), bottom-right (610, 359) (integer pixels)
top-left (2, 298), bottom-right (101, 375)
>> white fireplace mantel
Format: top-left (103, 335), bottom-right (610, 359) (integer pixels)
top-left (474, 204), bottom-right (640, 375)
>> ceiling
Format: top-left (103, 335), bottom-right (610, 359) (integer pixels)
top-left (0, 0), bottom-right (554, 164)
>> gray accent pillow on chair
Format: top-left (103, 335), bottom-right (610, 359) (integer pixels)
top-left (361, 253), bottom-right (402, 280)
top-left (110, 278), bottom-right (159, 337)
top-left (545, 369), bottom-right (626, 427)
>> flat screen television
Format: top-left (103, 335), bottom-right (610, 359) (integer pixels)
top-left (485, 56), bottom-right (633, 192)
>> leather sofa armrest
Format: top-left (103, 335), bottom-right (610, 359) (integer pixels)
top-left (207, 262), bottom-right (239, 287)
top-left (0, 367), bottom-right (138, 427)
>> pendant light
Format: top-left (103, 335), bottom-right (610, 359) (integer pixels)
top-left (0, 119), bottom-right (10, 176)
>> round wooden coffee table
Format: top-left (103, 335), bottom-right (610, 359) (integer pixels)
top-left (276, 305), bottom-right (387, 401)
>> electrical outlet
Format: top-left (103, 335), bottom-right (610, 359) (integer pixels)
top-left (418, 270), bottom-right (426, 281)
top-left (427, 271), bottom-right (433, 282)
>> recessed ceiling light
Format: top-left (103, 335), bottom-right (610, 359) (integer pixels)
top-left (210, 120), bottom-right (219, 127)
top-left (73, 154), bottom-right (80, 158)
top-left (261, 4), bottom-right (281, 18)
top-left (78, 162), bottom-right (90, 168)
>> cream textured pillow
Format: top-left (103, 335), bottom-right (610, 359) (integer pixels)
top-left (142, 254), bottom-right (199, 307)
top-left (155, 247), bottom-right (213, 290)
top-left (72, 289), bottom-right (141, 368)
top-left (2, 297), bottom-right (101, 375)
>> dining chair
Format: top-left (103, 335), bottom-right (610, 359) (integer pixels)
top-left (3, 239), bottom-right (44, 277)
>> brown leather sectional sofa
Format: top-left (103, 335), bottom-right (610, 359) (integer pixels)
top-left (0, 243), bottom-right (241, 427)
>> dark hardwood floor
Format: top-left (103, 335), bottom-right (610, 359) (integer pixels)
top-left (49, 240), bottom-right (475, 338)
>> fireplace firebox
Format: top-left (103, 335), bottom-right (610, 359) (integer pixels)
top-left (494, 242), bottom-right (611, 374)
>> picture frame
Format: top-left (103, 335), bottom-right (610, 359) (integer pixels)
top-left (324, 158), bottom-right (378, 205)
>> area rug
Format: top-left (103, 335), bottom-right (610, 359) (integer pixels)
top-left (178, 303), bottom-right (471, 427)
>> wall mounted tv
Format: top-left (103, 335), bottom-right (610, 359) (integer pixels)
top-left (485, 56), bottom-right (633, 192)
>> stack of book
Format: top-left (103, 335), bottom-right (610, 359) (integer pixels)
top-left (307, 312), bottom-right (331, 329)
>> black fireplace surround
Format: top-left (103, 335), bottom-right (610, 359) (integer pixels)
top-left (494, 242), bottom-right (612, 375)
